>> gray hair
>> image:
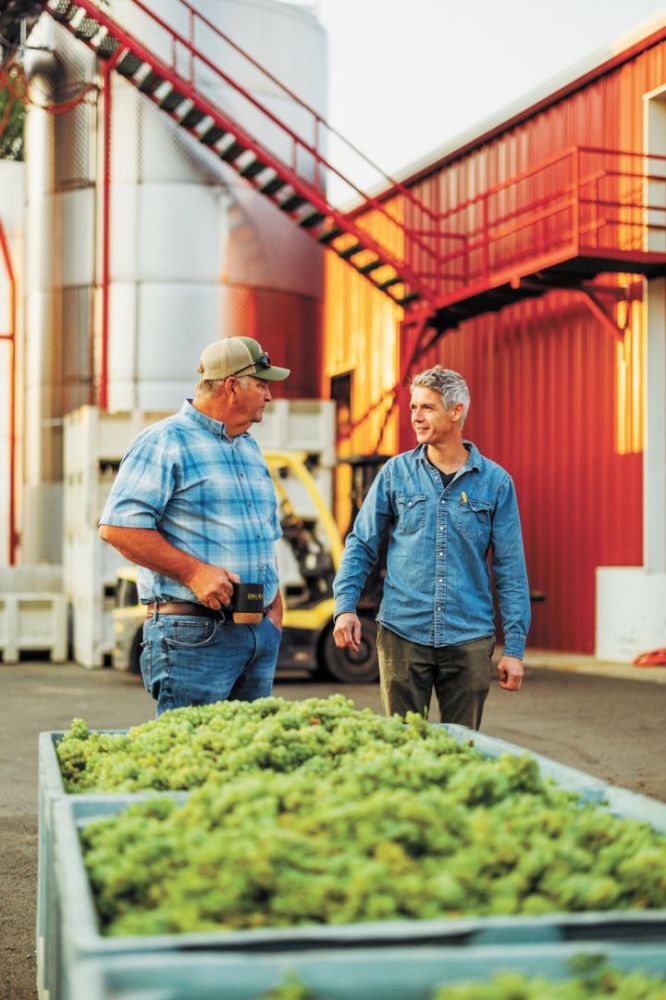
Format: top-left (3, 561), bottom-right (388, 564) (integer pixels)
top-left (410, 366), bottom-right (470, 426)
top-left (194, 375), bottom-right (250, 397)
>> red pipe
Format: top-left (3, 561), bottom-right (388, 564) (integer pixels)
top-left (0, 218), bottom-right (17, 564)
top-left (99, 61), bottom-right (112, 411)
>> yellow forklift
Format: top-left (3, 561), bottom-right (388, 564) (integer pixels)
top-left (112, 450), bottom-right (380, 683)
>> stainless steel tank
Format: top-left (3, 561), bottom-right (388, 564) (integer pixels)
top-left (21, 0), bottom-right (327, 561)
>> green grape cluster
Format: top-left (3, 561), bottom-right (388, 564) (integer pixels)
top-left (56, 696), bottom-right (474, 793)
top-left (431, 959), bottom-right (666, 1000)
top-left (71, 697), bottom-right (666, 937)
top-left (258, 959), bottom-right (666, 1000)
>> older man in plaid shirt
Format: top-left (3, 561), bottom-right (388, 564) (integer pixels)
top-left (99, 336), bottom-right (290, 715)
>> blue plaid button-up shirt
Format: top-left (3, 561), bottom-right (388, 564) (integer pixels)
top-left (99, 401), bottom-right (282, 604)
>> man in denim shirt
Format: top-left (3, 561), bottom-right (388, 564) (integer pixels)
top-left (333, 367), bottom-right (530, 729)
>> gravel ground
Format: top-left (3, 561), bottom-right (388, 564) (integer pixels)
top-left (1, 657), bottom-right (665, 1000)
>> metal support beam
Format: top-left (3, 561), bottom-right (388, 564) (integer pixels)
top-left (512, 274), bottom-right (632, 340)
top-left (577, 288), bottom-right (628, 341)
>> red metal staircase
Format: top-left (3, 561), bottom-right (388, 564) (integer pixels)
top-left (36, 0), bottom-right (447, 310)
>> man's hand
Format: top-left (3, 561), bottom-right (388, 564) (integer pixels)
top-left (267, 590), bottom-right (284, 631)
top-left (333, 612), bottom-right (362, 653)
top-left (98, 525), bottom-right (240, 608)
top-left (184, 564), bottom-right (240, 610)
top-left (497, 655), bottom-right (524, 691)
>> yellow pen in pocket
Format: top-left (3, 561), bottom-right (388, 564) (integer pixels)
top-left (461, 491), bottom-right (468, 504)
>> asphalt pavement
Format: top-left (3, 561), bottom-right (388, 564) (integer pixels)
top-left (1, 654), bottom-right (665, 1000)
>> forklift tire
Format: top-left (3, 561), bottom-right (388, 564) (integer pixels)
top-left (319, 614), bottom-right (379, 684)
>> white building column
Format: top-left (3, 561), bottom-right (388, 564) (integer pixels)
top-left (595, 90), bottom-right (666, 661)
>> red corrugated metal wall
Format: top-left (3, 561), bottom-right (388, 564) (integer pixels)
top-left (388, 41), bottom-right (666, 651)
top-left (223, 286), bottom-right (321, 399)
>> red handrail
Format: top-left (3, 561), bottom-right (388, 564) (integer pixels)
top-left (131, 0), bottom-right (444, 227)
top-left (58, 0), bottom-right (437, 298)
top-left (66, 0), bottom-right (444, 269)
top-left (417, 146), bottom-right (666, 294)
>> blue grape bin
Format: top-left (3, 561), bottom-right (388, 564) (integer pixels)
top-left (40, 723), bottom-right (666, 1000)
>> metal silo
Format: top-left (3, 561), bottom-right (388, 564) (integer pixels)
top-left (21, 0), bottom-right (327, 562)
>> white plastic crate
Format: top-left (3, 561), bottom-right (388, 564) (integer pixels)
top-left (63, 407), bottom-right (168, 668)
top-left (0, 593), bottom-right (67, 663)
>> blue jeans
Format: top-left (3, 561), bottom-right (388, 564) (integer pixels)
top-left (140, 612), bottom-right (281, 716)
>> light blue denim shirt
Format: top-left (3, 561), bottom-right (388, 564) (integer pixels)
top-left (333, 442), bottom-right (531, 658)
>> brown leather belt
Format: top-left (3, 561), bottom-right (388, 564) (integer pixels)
top-left (145, 601), bottom-right (269, 622)
top-left (146, 601), bottom-right (222, 619)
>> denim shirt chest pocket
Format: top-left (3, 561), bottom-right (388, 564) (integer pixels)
top-left (395, 493), bottom-right (427, 534)
top-left (454, 495), bottom-right (493, 542)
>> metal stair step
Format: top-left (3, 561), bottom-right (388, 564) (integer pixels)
top-left (220, 140), bottom-right (245, 162)
top-left (396, 291), bottom-right (420, 305)
top-left (261, 176), bottom-right (287, 195)
top-left (159, 89), bottom-right (186, 112)
top-left (200, 124), bottom-right (227, 146)
top-left (240, 159), bottom-right (267, 179)
top-left (339, 243), bottom-right (364, 260)
top-left (116, 52), bottom-right (143, 78)
top-left (180, 107), bottom-right (206, 129)
top-left (280, 194), bottom-right (307, 213)
top-left (358, 259), bottom-right (383, 275)
top-left (298, 210), bottom-right (327, 229)
top-left (97, 34), bottom-right (120, 59)
top-left (49, 2), bottom-right (74, 22)
top-left (138, 70), bottom-right (164, 95)
top-left (319, 226), bottom-right (344, 244)
top-left (73, 15), bottom-right (101, 40)
top-left (377, 276), bottom-right (402, 289)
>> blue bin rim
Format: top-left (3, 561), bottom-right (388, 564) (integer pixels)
top-left (70, 942), bottom-right (666, 1000)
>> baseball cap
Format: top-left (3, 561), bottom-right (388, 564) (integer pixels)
top-left (197, 336), bottom-right (290, 382)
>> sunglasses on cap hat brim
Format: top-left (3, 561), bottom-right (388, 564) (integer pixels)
top-left (228, 352), bottom-right (272, 378)
top-left (227, 352), bottom-right (290, 381)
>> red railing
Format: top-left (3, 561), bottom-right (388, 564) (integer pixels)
top-left (52, 0), bottom-right (445, 276)
top-left (407, 146), bottom-right (666, 300)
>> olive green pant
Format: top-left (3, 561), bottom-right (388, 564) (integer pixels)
top-left (376, 624), bottom-right (496, 729)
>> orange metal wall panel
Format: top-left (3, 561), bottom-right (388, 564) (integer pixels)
top-left (323, 205), bottom-right (404, 456)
